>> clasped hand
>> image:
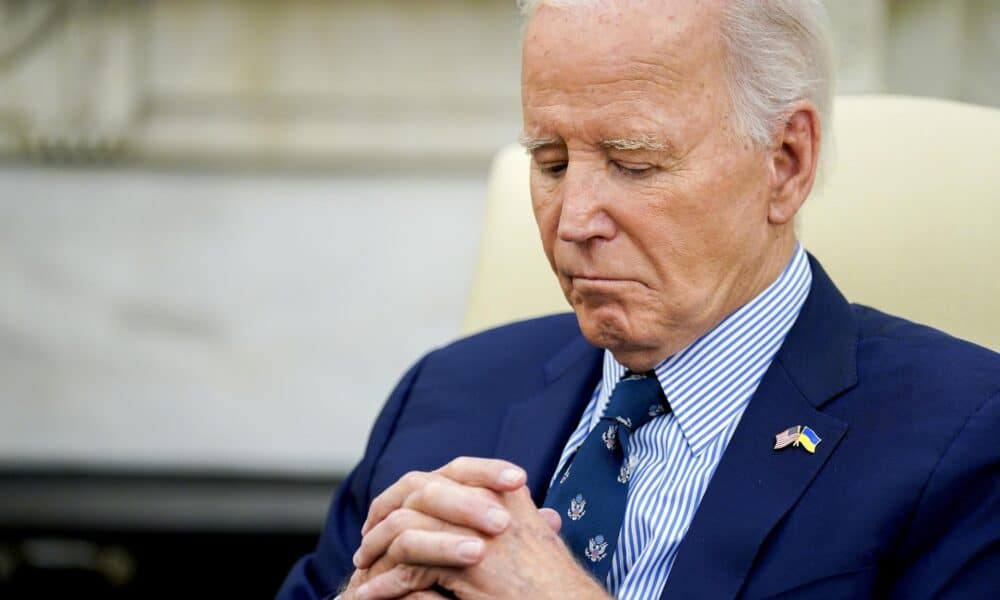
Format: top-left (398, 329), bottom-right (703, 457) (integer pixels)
top-left (341, 457), bottom-right (609, 600)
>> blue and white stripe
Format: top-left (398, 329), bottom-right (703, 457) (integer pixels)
top-left (551, 245), bottom-right (812, 599)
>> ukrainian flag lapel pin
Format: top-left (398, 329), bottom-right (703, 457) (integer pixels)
top-left (774, 425), bottom-right (822, 454)
top-left (797, 426), bottom-right (822, 453)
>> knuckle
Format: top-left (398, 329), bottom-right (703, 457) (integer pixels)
top-left (365, 506), bottom-right (383, 526)
top-left (385, 508), bottom-right (409, 531)
top-left (400, 470), bottom-right (427, 488)
top-left (357, 534), bottom-right (374, 555)
top-left (395, 529), bottom-right (420, 559)
top-left (348, 568), bottom-right (367, 586)
top-left (368, 495), bottom-right (390, 518)
top-left (404, 488), bottom-right (425, 508)
top-left (396, 564), bottom-right (425, 588)
top-left (445, 456), bottom-right (467, 471)
top-left (422, 477), bottom-right (445, 496)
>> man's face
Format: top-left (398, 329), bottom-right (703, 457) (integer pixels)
top-left (521, 0), bottom-right (781, 370)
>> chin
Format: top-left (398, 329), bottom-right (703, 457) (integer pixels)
top-left (571, 295), bottom-right (677, 367)
top-left (573, 303), bottom-right (635, 351)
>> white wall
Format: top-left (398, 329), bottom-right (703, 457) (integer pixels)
top-left (0, 167), bottom-right (486, 475)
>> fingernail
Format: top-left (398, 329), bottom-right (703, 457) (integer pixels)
top-left (352, 549), bottom-right (362, 567)
top-left (456, 539), bottom-right (484, 561)
top-left (356, 583), bottom-right (369, 599)
top-left (485, 506), bottom-right (510, 532)
top-left (498, 468), bottom-right (525, 486)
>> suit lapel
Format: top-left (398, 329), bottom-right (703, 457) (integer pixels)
top-left (661, 256), bottom-right (858, 599)
top-left (659, 363), bottom-right (848, 599)
top-left (494, 334), bottom-right (603, 505)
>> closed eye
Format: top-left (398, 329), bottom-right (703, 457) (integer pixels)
top-left (611, 162), bottom-right (654, 178)
top-left (538, 161), bottom-right (568, 176)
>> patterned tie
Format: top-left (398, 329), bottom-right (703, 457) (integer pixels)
top-left (544, 371), bottom-right (670, 582)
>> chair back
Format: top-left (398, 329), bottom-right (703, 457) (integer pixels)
top-left (463, 95), bottom-right (1000, 352)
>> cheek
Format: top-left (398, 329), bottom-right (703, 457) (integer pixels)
top-left (530, 182), bottom-right (562, 261)
top-left (643, 163), bottom-right (761, 250)
top-left (612, 184), bottom-right (690, 261)
top-left (611, 179), bottom-right (739, 300)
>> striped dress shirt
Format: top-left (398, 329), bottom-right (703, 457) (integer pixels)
top-left (551, 245), bottom-right (812, 599)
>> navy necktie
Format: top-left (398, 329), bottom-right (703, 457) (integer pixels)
top-left (544, 371), bottom-right (670, 582)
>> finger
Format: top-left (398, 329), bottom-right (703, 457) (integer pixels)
top-left (402, 591), bottom-right (449, 600)
top-left (356, 508), bottom-right (437, 569)
top-left (364, 470), bottom-right (432, 535)
top-left (385, 528), bottom-right (485, 568)
top-left (355, 565), bottom-right (438, 600)
top-left (537, 507), bottom-right (562, 532)
top-left (436, 456), bottom-right (527, 491)
top-left (364, 460), bottom-right (526, 536)
top-left (506, 484), bottom-right (544, 511)
top-left (404, 477), bottom-right (511, 535)
top-left (355, 508), bottom-right (481, 569)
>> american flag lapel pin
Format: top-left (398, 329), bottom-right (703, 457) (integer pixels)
top-left (774, 425), bottom-right (803, 451)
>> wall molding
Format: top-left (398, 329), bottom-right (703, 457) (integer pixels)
top-left (0, 0), bottom-right (994, 169)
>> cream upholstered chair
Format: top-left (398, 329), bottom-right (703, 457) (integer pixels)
top-left (462, 95), bottom-right (1000, 352)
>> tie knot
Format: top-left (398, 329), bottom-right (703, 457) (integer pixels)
top-left (601, 372), bottom-right (669, 431)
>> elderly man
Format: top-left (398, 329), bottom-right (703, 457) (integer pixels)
top-left (279, 1), bottom-right (1000, 598)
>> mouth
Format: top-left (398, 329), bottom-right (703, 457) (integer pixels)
top-left (568, 274), bottom-right (648, 289)
top-left (573, 276), bottom-right (630, 284)
top-left (573, 274), bottom-right (621, 281)
top-left (564, 269), bottom-right (628, 282)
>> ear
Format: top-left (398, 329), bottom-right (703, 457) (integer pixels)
top-left (768, 100), bottom-right (821, 225)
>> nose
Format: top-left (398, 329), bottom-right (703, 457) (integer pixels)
top-left (556, 163), bottom-right (617, 244)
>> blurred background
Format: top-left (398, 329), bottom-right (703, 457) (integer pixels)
top-left (0, 0), bottom-right (997, 597)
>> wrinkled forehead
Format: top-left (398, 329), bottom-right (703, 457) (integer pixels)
top-left (521, 0), bottom-right (729, 107)
top-left (521, 0), bottom-right (727, 86)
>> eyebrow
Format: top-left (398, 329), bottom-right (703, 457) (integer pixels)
top-left (600, 135), bottom-right (667, 152)
top-left (518, 133), bottom-right (672, 154)
top-left (518, 135), bottom-right (560, 152)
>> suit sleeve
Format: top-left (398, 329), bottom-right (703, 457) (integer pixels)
top-left (889, 390), bottom-right (1000, 599)
top-left (275, 352), bottom-right (433, 600)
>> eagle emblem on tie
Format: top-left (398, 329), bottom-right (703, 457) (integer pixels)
top-left (618, 455), bottom-right (636, 484)
top-left (584, 535), bottom-right (608, 562)
top-left (567, 494), bottom-right (587, 521)
top-left (602, 425), bottom-right (618, 450)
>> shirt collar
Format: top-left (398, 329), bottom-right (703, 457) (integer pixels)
top-left (600, 245), bottom-right (812, 455)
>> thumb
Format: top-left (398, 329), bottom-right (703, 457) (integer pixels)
top-left (537, 507), bottom-right (562, 532)
top-left (502, 487), bottom-right (561, 532)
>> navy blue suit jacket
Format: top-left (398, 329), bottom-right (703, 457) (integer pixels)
top-left (279, 258), bottom-right (1000, 599)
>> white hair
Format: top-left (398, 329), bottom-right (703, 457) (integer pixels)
top-left (517, 0), bottom-right (836, 156)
